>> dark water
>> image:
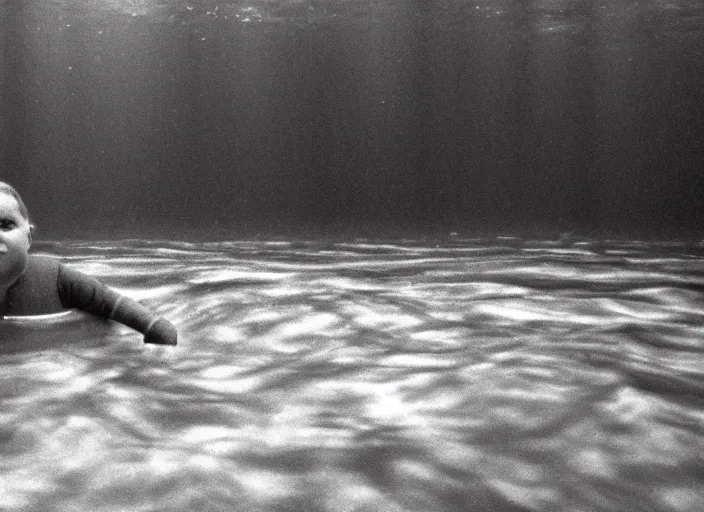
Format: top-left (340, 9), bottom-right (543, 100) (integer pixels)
top-left (1, 239), bottom-right (703, 511)
top-left (2, 0), bottom-right (704, 238)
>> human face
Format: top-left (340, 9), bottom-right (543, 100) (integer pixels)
top-left (0, 192), bottom-right (32, 290)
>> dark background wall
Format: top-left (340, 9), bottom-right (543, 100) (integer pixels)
top-left (2, 0), bottom-right (704, 239)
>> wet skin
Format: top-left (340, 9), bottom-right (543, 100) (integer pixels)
top-left (0, 193), bottom-right (32, 300)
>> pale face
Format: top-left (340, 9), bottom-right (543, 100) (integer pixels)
top-left (0, 192), bottom-right (32, 290)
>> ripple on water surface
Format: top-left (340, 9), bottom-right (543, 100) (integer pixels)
top-left (1, 238), bottom-right (704, 512)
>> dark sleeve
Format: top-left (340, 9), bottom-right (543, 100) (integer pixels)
top-left (57, 264), bottom-right (177, 345)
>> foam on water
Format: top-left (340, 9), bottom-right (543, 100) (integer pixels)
top-left (1, 238), bottom-right (703, 512)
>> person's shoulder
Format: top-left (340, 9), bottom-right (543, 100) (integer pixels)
top-left (25, 254), bottom-right (62, 277)
top-left (5, 254), bottom-right (63, 314)
top-left (27, 253), bottom-right (61, 268)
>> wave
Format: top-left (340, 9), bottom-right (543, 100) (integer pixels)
top-left (1, 238), bottom-right (703, 512)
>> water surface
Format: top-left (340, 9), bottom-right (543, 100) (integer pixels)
top-left (1, 238), bottom-right (703, 511)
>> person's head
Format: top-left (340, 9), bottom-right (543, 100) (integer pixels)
top-left (0, 182), bottom-right (30, 222)
top-left (0, 182), bottom-right (32, 290)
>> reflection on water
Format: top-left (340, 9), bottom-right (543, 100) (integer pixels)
top-left (1, 238), bottom-right (703, 512)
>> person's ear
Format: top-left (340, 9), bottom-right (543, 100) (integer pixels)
top-left (28, 224), bottom-right (33, 247)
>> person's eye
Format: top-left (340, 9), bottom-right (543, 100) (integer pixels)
top-left (0, 219), bottom-right (17, 231)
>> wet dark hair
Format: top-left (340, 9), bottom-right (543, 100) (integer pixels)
top-left (0, 181), bottom-right (31, 222)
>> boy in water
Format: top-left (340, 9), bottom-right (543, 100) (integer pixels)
top-left (0, 182), bottom-right (177, 345)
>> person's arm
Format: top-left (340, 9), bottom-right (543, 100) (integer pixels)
top-left (57, 264), bottom-right (177, 345)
